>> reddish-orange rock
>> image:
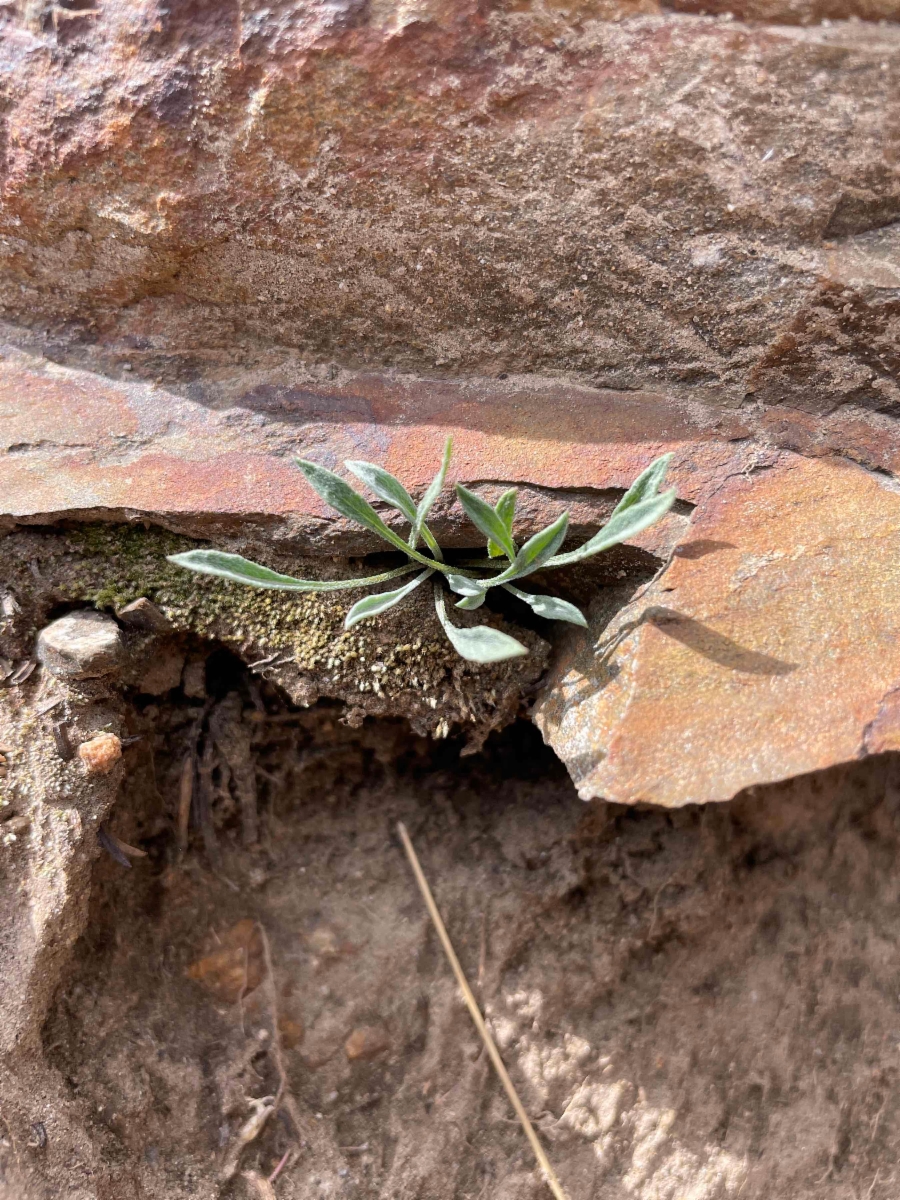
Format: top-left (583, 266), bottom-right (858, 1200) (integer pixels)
top-left (345, 1024), bottom-right (390, 1061)
top-left (3, 0), bottom-right (900, 809)
top-left (78, 732), bottom-right (123, 776)
top-left (0, 3), bottom-right (897, 409)
top-left (535, 453), bottom-right (900, 806)
top-left (186, 919), bottom-right (265, 1003)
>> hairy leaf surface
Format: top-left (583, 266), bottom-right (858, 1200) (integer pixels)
top-left (433, 584), bottom-right (527, 663)
top-left (503, 585), bottom-right (587, 626)
top-left (168, 550), bottom-right (419, 592)
top-left (344, 569), bottom-right (433, 629)
top-left (455, 485), bottom-right (517, 562)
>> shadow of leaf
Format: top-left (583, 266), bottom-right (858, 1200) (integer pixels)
top-left (673, 540), bottom-right (737, 560)
top-left (643, 607), bottom-right (797, 676)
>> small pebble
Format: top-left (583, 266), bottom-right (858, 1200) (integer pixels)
top-left (117, 597), bottom-right (171, 632)
top-left (37, 611), bottom-right (124, 680)
top-left (78, 732), bottom-right (123, 775)
top-left (344, 1025), bottom-right (390, 1061)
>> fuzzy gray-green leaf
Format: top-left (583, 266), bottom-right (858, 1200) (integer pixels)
top-left (167, 550), bottom-right (419, 592)
top-left (297, 459), bottom-right (441, 569)
top-left (545, 488), bottom-right (676, 569)
top-left (345, 460), bottom-right (418, 525)
top-left (455, 592), bottom-right (486, 610)
top-left (488, 488), bottom-right (518, 558)
top-left (513, 510), bottom-right (569, 573)
top-left (503, 585), bottom-right (587, 626)
top-left (343, 568), bottom-right (433, 629)
top-left (446, 573), bottom-right (485, 598)
top-left (456, 485), bottom-right (517, 561)
top-left (486, 511), bottom-right (570, 586)
top-left (411, 436), bottom-right (453, 552)
top-left (611, 453), bottom-right (673, 517)
top-left (433, 584), bottom-right (527, 663)
top-left (446, 573), bottom-right (487, 608)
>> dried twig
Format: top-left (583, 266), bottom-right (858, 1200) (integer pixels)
top-left (211, 693), bottom-right (259, 847)
top-left (221, 1097), bottom-right (276, 1181)
top-left (178, 700), bottom-right (213, 856)
top-left (256, 922), bottom-right (298, 1119)
top-left (397, 822), bottom-right (570, 1200)
top-left (268, 1148), bottom-right (293, 1184)
top-left (51, 720), bottom-right (73, 761)
top-left (97, 825), bottom-right (147, 868)
top-left (242, 1170), bottom-right (277, 1199)
top-left (9, 661), bottom-right (36, 686)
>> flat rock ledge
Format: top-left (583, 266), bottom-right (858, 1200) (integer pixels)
top-left (6, 349), bottom-right (900, 807)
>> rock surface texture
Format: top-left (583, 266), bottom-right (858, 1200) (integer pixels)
top-left (0, 7), bottom-right (899, 808)
top-left (36, 611), bottom-right (125, 680)
top-left (1, 0), bottom-right (899, 408)
top-left (3, 3), bottom-right (900, 1199)
top-left (535, 452), bottom-right (900, 804)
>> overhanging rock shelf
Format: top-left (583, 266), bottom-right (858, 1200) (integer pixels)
top-left (5, 343), bottom-right (900, 808)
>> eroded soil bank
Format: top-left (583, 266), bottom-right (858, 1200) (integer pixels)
top-left (3, 645), bottom-right (900, 1199)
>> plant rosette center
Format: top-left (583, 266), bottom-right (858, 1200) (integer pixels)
top-left (168, 440), bottom-right (675, 664)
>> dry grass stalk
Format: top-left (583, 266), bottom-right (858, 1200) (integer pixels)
top-left (397, 822), bottom-right (570, 1200)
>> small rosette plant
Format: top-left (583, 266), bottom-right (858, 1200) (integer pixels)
top-left (167, 441), bottom-right (675, 664)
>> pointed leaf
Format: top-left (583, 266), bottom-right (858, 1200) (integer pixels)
top-left (297, 458), bottom-right (397, 538)
top-left (446, 573), bottom-right (486, 598)
top-left (544, 488), bottom-right (676, 569)
top-left (411, 436), bottom-right (452, 551)
top-left (612, 453), bottom-right (673, 517)
top-left (503, 585), bottom-right (587, 627)
top-left (488, 488), bottom-right (518, 557)
top-left (495, 488), bottom-right (518, 531)
top-left (433, 584), bottom-right (528, 664)
top-left (345, 460), bottom-right (418, 525)
top-left (485, 511), bottom-right (570, 586)
top-left (296, 459), bottom-right (440, 569)
top-left (455, 592), bottom-right (486, 610)
top-left (456, 484), bottom-right (516, 561)
top-left (168, 550), bottom-right (420, 592)
top-left (344, 568), bottom-right (433, 629)
top-left (512, 510), bottom-right (569, 573)
top-left (442, 621), bottom-right (527, 662)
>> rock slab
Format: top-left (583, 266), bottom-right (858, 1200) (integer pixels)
top-left (0, 4), bottom-right (898, 408)
top-left (535, 452), bottom-right (900, 806)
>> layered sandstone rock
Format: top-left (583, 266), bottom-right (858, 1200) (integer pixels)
top-left (1, 0), bottom-right (898, 408)
top-left (2, 0), bottom-right (900, 810)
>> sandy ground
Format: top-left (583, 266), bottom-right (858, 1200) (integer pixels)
top-left (3, 657), bottom-right (900, 1199)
